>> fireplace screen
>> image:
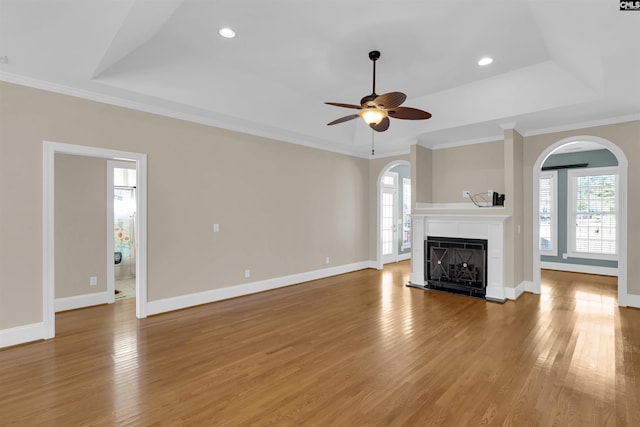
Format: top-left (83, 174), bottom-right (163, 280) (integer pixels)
top-left (425, 236), bottom-right (488, 297)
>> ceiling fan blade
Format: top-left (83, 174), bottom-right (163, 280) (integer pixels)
top-left (373, 92), bottom-right (406, 109)
top-left (370, 116), bottom-right (390, 132)
top-left (327, 114), bottom-right (360, 126)
top-left (325, 102), bottom-right (362, 110)
top-left (388, 106), bottom-right (432, 120)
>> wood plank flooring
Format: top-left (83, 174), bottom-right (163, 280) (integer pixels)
top-left (1, 263), bottom-right (639, 426)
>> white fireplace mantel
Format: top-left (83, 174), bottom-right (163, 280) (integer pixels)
top-left (410, 213), bottom-right (510, 302)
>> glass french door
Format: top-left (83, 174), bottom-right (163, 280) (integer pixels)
top-left (381, 183), bottom-right (398, 264)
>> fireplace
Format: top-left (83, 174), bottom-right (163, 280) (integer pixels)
top-left (409, 214), bottom-right (508, 302)
top-left (425, 236), bottom-right (487, 297)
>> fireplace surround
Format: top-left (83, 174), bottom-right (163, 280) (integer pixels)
top-left (409, 214), bottom-right (509, 302)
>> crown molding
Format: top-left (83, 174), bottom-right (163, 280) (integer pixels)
top-left (522, 113), bottom-right (640, 137)
top-left (0, 72), bottom-right (371, 159)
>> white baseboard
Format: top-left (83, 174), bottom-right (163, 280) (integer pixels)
top-left (55, 291), bottom-right (110, 312)
top-left (623, 293), bottom-right (640, 309)
top-left (523, 281), bottom-right (537, 294)
top-left (397, 253), bottom-right (411, 261)
top-left (540, 261), bottom-right (618, 277)
top-left (505, 281), bottom-right (528, 300)
top-left (147, 261), bottom-right (372, 316)
top-left (0, 322), bottom-right (44, 348)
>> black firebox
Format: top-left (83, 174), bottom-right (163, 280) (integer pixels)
top-left (425, 236), bottom-right (488, 298)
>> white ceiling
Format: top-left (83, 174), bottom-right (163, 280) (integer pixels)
top-left (1, 0), bottom-right (639, 158)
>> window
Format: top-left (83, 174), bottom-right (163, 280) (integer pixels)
top-left (539, 171), bottom-right (557, 256)
top-left (402, 178), bottom-right (411, 249)
top-left (568, 167), bottom-right (617, 259)
top-left (382, 174), bottom-right (396, 186)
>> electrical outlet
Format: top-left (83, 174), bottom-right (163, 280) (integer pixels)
top-left (244, 269), bottom-right (251, 278)
top-left (463, 190), bottom-right (471, 199)
top-left (326, 256), bottom-right (330, 264)
top-left (213, 223), bottom-right (219, 233)
top-left (89, 276), bottom-right (98, 286)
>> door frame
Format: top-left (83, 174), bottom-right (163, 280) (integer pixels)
top-left (532, 135), bottom-right (628, 306)
top-left (376, 160), bottom-right (410, 269)
top-left (43, 141), bottom-right (148, 339)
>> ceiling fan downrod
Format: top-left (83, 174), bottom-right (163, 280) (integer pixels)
top-left (369, 50), bottom-right (380, 96)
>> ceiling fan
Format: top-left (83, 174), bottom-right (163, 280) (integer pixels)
top-left (326, 50), bottom-right (432, 132)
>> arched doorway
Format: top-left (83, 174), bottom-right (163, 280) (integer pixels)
top-left (532, 136), bottom-right (628, 306)
top-left (377, 160), bottom-right (411, 269)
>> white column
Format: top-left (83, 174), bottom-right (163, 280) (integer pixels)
top-left (410, 215), bottom-right (426, 285)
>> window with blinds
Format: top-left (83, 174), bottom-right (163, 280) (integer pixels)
top-left (539, 171), bottom-right (557, 255)
top-left (568, 167), bottom-right (617, 259)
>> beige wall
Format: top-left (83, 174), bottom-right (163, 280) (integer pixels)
top-left (411, 144), bottom-right (432, 207)
top-left (503, 130), bottom-right (524, 288)
top-left (54, 154), bottom-right (107, 299)
top-left (431, 140), bottom-right (504, 203)
top-left (0, 82), bottom-right (370, 329)
top-left (522, 120), bottom-right (640, 294)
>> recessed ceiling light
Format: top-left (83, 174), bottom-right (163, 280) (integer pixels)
top-left (218, 27), bottom-right (236, 38)
top-left (478, 57), bottom-right (493, 66)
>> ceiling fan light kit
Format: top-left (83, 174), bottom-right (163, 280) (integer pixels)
top-left (361, 108), bottom-right (387, 125)
top-left (325, 50), bottom-right (432, 133)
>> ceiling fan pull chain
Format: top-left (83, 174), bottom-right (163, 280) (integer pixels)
top-left (371, 129), bottom-right (375, 156)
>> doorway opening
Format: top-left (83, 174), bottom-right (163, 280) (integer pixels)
top-left (377, 160), bottom-right (411, 269)
top-left (43, 141), bottom-right (148, 339)
top-left (532, 136), bottom-right (628, 306)
top-left (109, 161), bottom-right (137, 301)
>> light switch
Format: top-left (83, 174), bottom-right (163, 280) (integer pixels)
top-left (213, 224), bottom-right (219, 233)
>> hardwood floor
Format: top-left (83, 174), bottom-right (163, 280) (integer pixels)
top-left (1, 263), bottom-right (639, 426)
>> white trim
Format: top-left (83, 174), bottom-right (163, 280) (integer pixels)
top-left (415, 202), bottom-right (507, 211)
top-left (625, 293), bottom-right (640, 309)
top-left (43, 146), bottom-right (55, 339)
top-left (523, 113), bottom-right (640, 138)
top-left (146, 261), bottom-right (371, 316)
top-left (429, 134), bottom-right (504, 150)
top-left (504, 281), bottom-right (527, 300)
top-left (366, 260), bottom-right (379, 269)
top-left (397, 252), bottom-right (411, 261)
top-left (422, 116), bottom-right (640, 152)
top-left (43, 141), bottom-right (148, 341)
top-left (376, 160), bottom-right (411, 270)
top-left (55, 292), bottom-right (111, 312)
top-left (540, 261), bottom-right (618, 277)
top-left (524, 280), bottom-right (537, 294)
top-left (0, 323), bottom-right (44, 348)
top-left (532, 135), bottom-right (628, 307)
